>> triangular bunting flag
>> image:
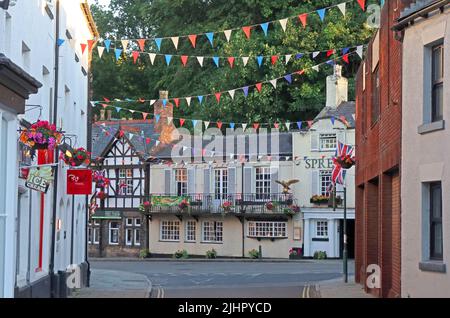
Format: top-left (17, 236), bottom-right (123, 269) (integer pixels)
top-left (167, 117), bottom-right (173, 124)
top-left (284, 74), bottom-right (292, 84)
top-left (296, 53), bottom-right (304, 59)
top-left (114, 49), bottom-right (122, 61)
top-left (331, 117), bottom-right (336, 125)
top-left (197, 56), bottom-right (204, 67)
top-left (285, 122), bottom-right (291, 131)
top-left (87, 40), bottom-right (96, 52)
top-left (242, 26), bottom-right (252, 39)
top-left (155, 140), bottom-right (160, 147)
top-left (97, 46), bottom-right (105, 58)
top-left (171, 37), bottom-right (179, 50)
top-left (137, 39), bottom-right (146, 52)
top-left (253, 123), bottom-right (260, 130)
top-left (115, 107), bottom-right (121, 113)
top-left (80, 43), bottom-right (87, 54)
top-left (260, 22), bottom-right (269, 36)
top-left (165, 55), bottom-right (172, 66)
top-left (155, 38), bottom-right (162, 51)
top-left (357, 0), bottom-right (366, 11)
top-left (155, 115), bottom-right (160, 123)
top-left (312, 51), bottom-right (320, 59)
top-left (206, 32), bottom-right (214, 47)
top-left (307, 121), bottom-right (314, 128)
top-left (285, 54), bottom-right (292, 65)
top-left (271, 55), bottom-right (279, 65)
top-left (198, 96), bottom-right (204, 104)
top-left (297, 122), bottom-right (302, 130)
top-left (149, 53), bottom-right (156, 65)
top-left (269, 79), bottom-right (277, 88)
top-left (150, 100), bottom-right (156, 106)
top-left (132, 51), bottom-right (140, 64)
top-left (317, 9), bottom-right (326, 22)
top-left (188, 34), bottom-right (197, 48)
top-left (146, 138), bottom-right (151, 144)
top-left (327, 49), bottom-right (335, 57)
top-left (121, 39), bottom-right (129, 51)
top-left (337, 3), bottom-right (346, 16)
top-left (242, 86), bottom-right (249, 97)
top-left (103, 39), bottom-right (111, 52)
top-left (174, 98), bottom-right (180, 108)
top-left (343, 54), bottom-right (350, 64)
top-left (279, 18), bottom-right (288, 32)
top-left (142, 112), bottom-right (149, 120)
top-left (213, 56), bottom-right (220, 67)
top-left (242, 124), bottom-right (248, 131)
top-left (312, 65), bottom-right (320, 72)
top-left (228, 90), bottom-right (236, 99)
top-left (230, 123), bottom-right (235, 129)
top-left (179, 118), bottom-right (185, 127)
top-left (204, 121), bottom-right (210, 129)
top-left (224, 30), bottom-right (232, 42)
top-left (342, 47), bottom-right (350, 54)
top-left (192, 120), bottom-right (198, 127)
top-left (181, 55), bottom-right (188, 67)
top-left (299, 13), bottom-right (308, 27)
top-left (162, 99), bottom-right (168, 107)
top-left (357, 45), bottom-right (364, 59)
top-left (215, 92), bottom-right (222, 103)
top-left (217, 121), bottom-right (223, 129)
top-left (57, 39), bottom-right (65, 47)
top-left (255, 83), bottom-right (263, 93)
top-left (257, 56), bottom-right (264, 67)
top-left (186, 97), bottom-right (192, 106)
top-left (227, 57), bottom-right (235, 68)
top-left (242, 57), bottom-right (250, 67)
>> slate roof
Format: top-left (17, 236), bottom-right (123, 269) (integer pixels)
top-left (314, 101), bottom-right (356, 128)
top-left (400, 0), bottom-right (446, 19)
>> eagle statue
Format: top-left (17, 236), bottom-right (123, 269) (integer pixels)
top-left (276, 179), bottom-right (300, 194)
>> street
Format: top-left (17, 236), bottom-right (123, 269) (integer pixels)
top-left (90, 260), bottom-right (354, 298)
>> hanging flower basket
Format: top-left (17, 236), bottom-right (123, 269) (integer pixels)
top-left (178, 199), bottom-right (190, 212)
top-left (61, 147), bottom-right (91, 167)
top-left (266, 201), bottom-right (275, 211)
top-left (93, 171), bottom-right (110, 189)
top-left (221, 201), bottom-right (234, 213)
top-left (335, 155), bottom-right (356, 169)
top-left (139, 201), bottom-right (152, 214)
top-left (97, 191), bottom-right (107, 200)
top-left (20, 121), bottom-right (62, 151)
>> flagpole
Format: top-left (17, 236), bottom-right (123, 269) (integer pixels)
top-left (343, 183), bottom-right (348, 283)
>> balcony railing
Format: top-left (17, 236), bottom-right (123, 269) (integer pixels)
top-left (143, 193), bottom-right (299, 216)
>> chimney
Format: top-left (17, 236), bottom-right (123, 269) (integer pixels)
top-left (326, 65), bottom-right (348, 108)
top-left (154, 90), bottom-right (174, 132)
top-left (100, 109), bottom-right (106, 121)
top-left (106, 109), bottom-right (112, 121)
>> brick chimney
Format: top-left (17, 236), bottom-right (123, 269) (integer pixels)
top-left (326, 65), bottom-right (348, 108)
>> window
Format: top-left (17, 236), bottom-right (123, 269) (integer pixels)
top-left (119, 169), bottom-right (133, 179)
top-left (185, 221), bottom-right (196, 242)
top-left (125, 228), bottom-right (133, 246)
top-left (430, 182), bottom-right (443, 260)
top-left (134, 229), bottom-right (141, 246)
top-left (432, 43), bottom-right (444, 122)
top-left (256, 167), bottom-right (271, 200)
top-left (119, 179), bottom-right (133, 196)
top-left (160, 221), bottom-right (180, 241)
top-left (316, 221), bottom-right (329, 238)
top-left (248, 222), bottom-right (287, 238)
top-left (202, 221), bottom-right (223, 243)
top-left (88, 223), bottom-right (100, 245)
top-left (371, 65), bottom-right (380, 125)
top-left (126, 218), bottom-right (133, 226)
top-left (319, 134), bottom-right (337, 151)
top-left (319, 170), bottom-right (332, 196)
top-left (135, 218), bottom-right (141, 227)
top-left (175, 169), bottom-right (188, 196)
top-left (125, 218), bottom-right (141, 246)
top-left (109, 222), bottom-right (120, 245)
top-left (215, 169), bottom-right (228, 200)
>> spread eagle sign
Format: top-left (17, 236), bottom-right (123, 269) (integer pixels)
top-left (276, 179), bottom-right (300, 194)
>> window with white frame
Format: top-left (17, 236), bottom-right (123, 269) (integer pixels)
top-left (215, 169), bottom-right (228, 200)
top-left (125, 218), bottom-right (141, 246)
top-left (255, 167), bottom-right (271, 200)
top-left (125, 228), bottom-right (133, 246)
top-left (119, 169), bottom-right (133, 179)
top-left (431, 43), bottom-right (444, 122)
top-left (319, 170), bottom-right (332, 196)
top-left (185, 221), bottom-right (196, 242)
top-left (109, 222), bottom-right (120, 245)
top-left (202, 221), bottom-right (223, 243)
top-left (88, 222), bottom-right (100, 245)
top-left (160, 220), bottom-right (180, 241)
top-left (119, 179), bottom-right (133, 196)
top-left (175, 169), bottom-right (188, 196)
top-left (319, 134), bottom-right (337, 151)
top-left (134, 229), bottom-right (141, 246)
top-left (316, 221), bottom-right (329, 238)
top-left (248, 221), bottom-right (287, 238)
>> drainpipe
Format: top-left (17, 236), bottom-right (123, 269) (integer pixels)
top-left (241, 162), bottom-right (245, 258)
top-left (49, 0), bottom-right (60, 298)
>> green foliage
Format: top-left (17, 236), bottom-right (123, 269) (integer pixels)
top-left (90, 0), bottom-right (378, 124)
top-left (313, 251), bottom-right (328, 260)
top-left (206, 249), bottom-right (218, 259)
top-left (173, 249), bottom-right (189, 259)
top-left (248, 249), bottom-right (261, 259)
top-left (139, 249), bottom-right (151, 259)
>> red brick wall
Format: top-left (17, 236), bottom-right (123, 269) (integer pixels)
top-left (355, 0), bottom-right (412, 298)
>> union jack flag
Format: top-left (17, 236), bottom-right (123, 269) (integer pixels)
top-left (336, 141), bottom-right (354, 159)
top-left (331, 141), bottom-right (353, 185)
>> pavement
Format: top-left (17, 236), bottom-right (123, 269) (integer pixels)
top-left (315, 276), bottom-right (374, 298)
top-left (70, 269), bottom-right (152, 298)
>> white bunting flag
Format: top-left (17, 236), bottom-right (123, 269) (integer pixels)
top-left (171, 37), bottom-right (179, 50)
top-left (186, 97), bottom-right (192, 106)
top-left (228, 90), bottom-right (236, 99)
top-left (279, 18), bottom-right (288, 32)
top-left (242, 124), bottom-right (248, 131)
top-left (337, 3), bottom-right (346, 16)
top-left (285, 122), bottom-right (291, 131)
top-left (167, 117), bottom-right (173, 125)
top-left (285, 156), bottom-right (290, 161)
top-left (101, 123), bottom-right (106, 127)
top-left (155, 140), bottom-right (160, 147)
top-left (224, 30), bottom-right (232, 42)
top-left (269, 79), bottom-right (277, 88)
top-left (128, 133), bottom-right (134, 140)
top-left (97, 46), bottom-right (105, 58)
top-left (121, 40), bottom-right (129, 51)
top-left (312, 65), bottom-right (320, 72)
top-left (90, 101), bottom-right (96, 108)
top-left (285, 54), bottom-right (292, 65)
top-left (197, 56), bottom-right (204, 67)
top-left (242, 57), bottom-right (250, 67)
top-left (149, 53), bottom-right (156, 65)
top-left (312, 51), bottom-right (320, 59)
top-left (357, 45), bottom-right (364, 59)
top-left (204, 121), bottom-right (210, 129)
top-left (352, 114), bottom-right (356, 121)
top-left (150, 99), bottom-right (156, 106)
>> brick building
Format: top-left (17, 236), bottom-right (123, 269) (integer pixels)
top-left (354, 0), bottom-right (414, 298)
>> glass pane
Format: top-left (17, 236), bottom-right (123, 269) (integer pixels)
top-left (431, 184), bottom-right (442, 218)
top-left (432, 84), bottom-right (443, 122)
top-left (433, 223), bottom-right (443, 255)
top-left (433, 45), bottom-right (443, 81)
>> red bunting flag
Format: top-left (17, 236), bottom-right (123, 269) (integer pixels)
top-left (271, 55), bottom-right (279, 65)
top-left (217, 121), bottom-right (223, 130)
top-left (357, 0), bottom-right (366, 11)
top-left (132, 51), bottom-right (140, 64)
top-left (274, 123), bottom-right (280, 129)
top-left (138, 98), bottom-right (145, 103)
top-left (87, 40), bottom-right (96, 52)
top-left (101, 104), bottom-right (108, 108)
top-left (307, 121), bottom-right (313, 128)
top-left (298, 13), bottom-right (308, 27)
top-left (202, 149), bottom-right (207, 156)
top-left (343, 53), bottom-right (350, 64)
top-left (340, 115), bottom-right (349, 126)
top-left (80, 43), bottom-right (87, 54)
top-left (188, 35), bottom-right (197, 48)
top-left (215, 92), bottom-right (222, 103)
top-left (174, 98), bottom-right (180, 108)
top-left (181, 55), bottom-right (189, 67)
top-left (142, 112), bottom-right (149, 120)
top-left (227, 57), bottom-right (235, 68)
top-left (103, 97), bottom-right (111, 102)
top-left (179, 118), bottom-right (185, 127)
top-left (296, 69), bottom-right (305, 75)
top-left (255, 83), bottom-right (263, 92)
top-left (242, 26), bottom-right (252, 39)
top-left (253, 123), bottom-right (260, 130)
top-left (326, 49), bottom-right (335, 57)
top-left (137, 39), bottom-right (146, 52)
top-left (146, 138), bottom-right (151, 144)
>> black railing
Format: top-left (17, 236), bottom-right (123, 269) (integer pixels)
top-left (143, 193), bottom-right (299, 216)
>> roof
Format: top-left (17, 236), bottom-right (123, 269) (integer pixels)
top-left (400, 0), bottom-right (446, 19)
top-left (0, 53), bottom-right (42, 95)
top-left (81, 1), bottom-right (100, 38)
top-left (394, 0), bottom-right (449, 30)
top-left (314, 101), bottom-right (356, 128)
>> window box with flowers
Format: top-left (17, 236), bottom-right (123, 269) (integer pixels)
top-left (139, 201), bottom-right (152, 214)
top-left (221, 201), bottom-right (234, 214)
top-left (289, 248), bottom-right (303, 259)
top-left (310, 195), bottom-right (342, 207)
top-left (283, 205), bottom-right (300, 216)
top-left (20, 120), bottom-right (62, 152)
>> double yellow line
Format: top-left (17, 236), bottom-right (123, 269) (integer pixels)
top-left (301, 285), bottom-right (312, 298)
top-left (155, 286), bottom-right (165, 298)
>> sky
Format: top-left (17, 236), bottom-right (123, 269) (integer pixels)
top-left (88, 0), bottom-right (111, 7)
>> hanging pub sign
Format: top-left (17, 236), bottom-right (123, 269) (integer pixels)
top-left (25, 167), bottom-right (54, 193)
top-left (67, 169), bottom-right (93, 195)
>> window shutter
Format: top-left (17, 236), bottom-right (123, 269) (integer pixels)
top-left (311, 170), bottom-right (319, 196)
top-left (270, 167), bottom-right (279, 195)
top-left (164, 169), bottom-right (171, 195)
top-left (188, 167), bottom-right (196, 195)
top-left (228, 167), bottom-right (236, 196)
top-left (311, 132), bottom-right (319, 152)
top-left (204, 168), bottom-right (211, 194)
top-left (243, 167), bottom-right (253, 196)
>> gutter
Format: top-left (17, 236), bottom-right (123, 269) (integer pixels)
top-left (392, 0), bottom-right (449, 31)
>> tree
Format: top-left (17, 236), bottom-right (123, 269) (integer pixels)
top-left (90, 0), bottom-right (378, 126)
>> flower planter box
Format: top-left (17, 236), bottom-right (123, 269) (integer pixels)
top-left (289, 254), bottom-right (303, 260)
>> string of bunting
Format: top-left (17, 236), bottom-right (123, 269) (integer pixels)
top-left (77, 0), bottom-right (368, 56)
top-left (91, 49), bottom-right (363, 109)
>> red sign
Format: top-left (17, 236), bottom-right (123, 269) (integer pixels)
top-left (67, 169), bottom-right (92, 195)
